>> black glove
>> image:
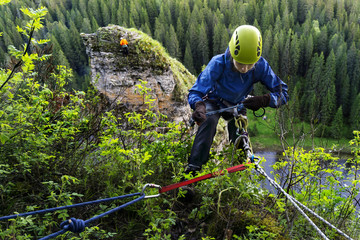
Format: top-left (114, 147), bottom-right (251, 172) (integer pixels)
top-left (191, 101), bottom-right (207, 125)
top-left (243, 93), bottom-right (271, 111)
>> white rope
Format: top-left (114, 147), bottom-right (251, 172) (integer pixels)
top-left (289, 193), bottom-right (353, 240)
top-left (255, 164), bottom-right (354, 240)
top-left (255, 165), bottom-right (331, 239)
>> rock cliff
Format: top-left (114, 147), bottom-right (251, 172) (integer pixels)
top-left (81, 25), bottom-right (195, 122)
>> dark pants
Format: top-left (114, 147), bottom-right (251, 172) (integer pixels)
top-left (122, 45), bottom-right (128, 55)
top-left (188, 100), bottom-right (245, 168)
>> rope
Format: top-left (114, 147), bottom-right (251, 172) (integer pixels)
top-left (0, 186), bottom-right (166, 240)
top-left (159, 163), bottom-right (249, 193)
top-left (255, 165), bottom-right (354, 240)
top-left (0, 192), bottom-right (142, 221)
top-left (39, 194), bottom-right (145, 240)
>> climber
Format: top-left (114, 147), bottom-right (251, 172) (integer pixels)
top-left (120, 38), bottom-right (129, 56)
top-left (186, 25), bottom-right (289, 175)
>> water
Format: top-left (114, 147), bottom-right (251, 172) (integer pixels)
top-left (254, 151), bottom-right (360, 210)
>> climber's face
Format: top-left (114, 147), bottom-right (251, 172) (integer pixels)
top-left (233, 59), bottom-right (255, 73)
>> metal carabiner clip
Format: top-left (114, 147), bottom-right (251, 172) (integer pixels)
top-left (141, 183), bottom-right (162, 199)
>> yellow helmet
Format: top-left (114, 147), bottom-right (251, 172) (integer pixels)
top-left (229, 25), bottom-right (262, 64)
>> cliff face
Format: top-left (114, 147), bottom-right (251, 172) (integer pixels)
top-left (81, 25), bottom-right (195, 122)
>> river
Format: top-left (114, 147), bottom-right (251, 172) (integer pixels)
top-left (254, 151), bottom-right (360, 211)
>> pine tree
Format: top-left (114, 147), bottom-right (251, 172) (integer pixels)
top-left (347, 43), bottom-right (357, 82)
top-left (261, 2), bottom-right (274, 31)
top-left (305, 33), bottom-right (314, 70)
top-left (176, 18), bottom-right (185, 56)
top-left (198, 21), bottom-right (209, 68)
top-left (321, 84), bottom-right (336, 125)
top-left (331, 106), bottom-right (344, 139)
top-left (154, 17), bottom-right (166, 47)
top-left (100, 0), bottom-right (110, 27)
top-left (262, 28), bottom-right (273, 60)
top-left (213, 20), bottom-right (228, 55)
top-left (90, 16), bottom-right (100, 32)
top-left (280, 30), bottom-right (291, 79)
top-left (317, 25), bottom-right (328, 55)
top-left (178, 0), bottom-right (191, 32)
top-left (290, 31), bottom-right (300, 76)
top-left (139, 7), bottom-right (150, 29)
top-left (88, 0), bottom-right (102, 26)
top-left (350, 94), bottom-right (360, 131)
top-left (78, 0), bottom-right (88, 19)
top-left (140, 23), bottom-right (152, 37)
top-left (184, 41), bottom-right (196, 74)
top-left (70, 9), bottom-right (84, 31)
top-left (145, 0), bottom-right (158, 32)
top-left (340, 75), bottom-right (350, 117)
top-left (187, 21), bottom-right (200, 72)
top-left (50, 36), bottom-right (70, 68)
top-left (110, 0), bottom-right (118, 24)
top-left (54, 5), bottom-right (66, 23)
top-left (81, 18), bottom-right (92, 34)
top-left (129, 1), bottom-right (140, 28)
top-left (269, 32), bottom-right (280, 74)
top-left (166, 24), bottom-right (181, 60)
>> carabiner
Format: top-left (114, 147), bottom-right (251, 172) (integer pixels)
top-left (141, 183), bottom-right (161, 199)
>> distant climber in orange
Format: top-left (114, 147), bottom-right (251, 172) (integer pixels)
top-left (120, 38), bottom-right (129, 56)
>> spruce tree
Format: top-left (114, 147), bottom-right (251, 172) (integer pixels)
top-left (184, 41), bottom-right (196, 74)
top-left (176, 18), bottom-right (185, 56)
top-left (88, 0), bottom-right (102, 26)
top-left (140, 23), bottom-right (152, 37)
top-left (350, 94), bottom-right (360, 131)
top-left (187, 21), bottom-right (200, 72)
top-left (269, 32), bottom-right (280, 74)
top-left (331, 106), bottom-right (344, 139)
top-left (290, 31), bottom-right (300, 76)
top-left (81, 18), bottom-right (92, 34)
top-left (213, 20), bottom-right (228, 55)
top-left (198, 21), bottom-right (209, 68)
top-left (166, 24), bottom-right (181, 60)
top-left (78, 0), bottom-right (88, 19)
top-left (129, 1), bottom-right (140, 28)
top-left (100, 0), bottom-right (110, 27)
top-left (262, 28), bottom-right (273, 60)
top-left (280, 30), bottom-right (291, 79)
top-left (90, 16), bottom-right (100, 32)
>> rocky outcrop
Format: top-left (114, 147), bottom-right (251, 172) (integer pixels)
top-left (81, 25), bottom-right (195, 122)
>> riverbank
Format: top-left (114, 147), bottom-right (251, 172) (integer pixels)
top-left (248, 108), bottom-right (354, 155)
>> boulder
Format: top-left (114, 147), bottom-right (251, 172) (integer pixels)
top-left (81, 25), bottom-right (195, 123)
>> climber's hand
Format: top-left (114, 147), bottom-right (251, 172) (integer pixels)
top-left (191, 101), bottom-right (207, 126)
top-left (243, 94), bottom-right (270, 111)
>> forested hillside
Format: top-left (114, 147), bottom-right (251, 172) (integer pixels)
top-left (0, 0), bottom-right (360, 137)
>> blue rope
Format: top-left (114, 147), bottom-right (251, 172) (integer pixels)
top-left (0, 192), bottom-right (141, 221)
top-left (0, 192), bottom-right (146, 240)
top-left (39, 193), bottom-right (145, 240)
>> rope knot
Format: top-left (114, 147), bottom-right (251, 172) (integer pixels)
top-left (60, 218), bottom-right (86, 233)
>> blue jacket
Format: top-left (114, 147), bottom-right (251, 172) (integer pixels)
top-left (188, 48), bottom-right (289, 109)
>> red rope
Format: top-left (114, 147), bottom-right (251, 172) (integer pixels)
top-left (159, 163), bottom-right (250, 193)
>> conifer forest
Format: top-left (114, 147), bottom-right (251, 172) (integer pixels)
top-left (0, 0), bottom-right (360, 239)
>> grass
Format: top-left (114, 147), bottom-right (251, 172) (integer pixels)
top-left (247, 108), bottom-right (353, 154)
